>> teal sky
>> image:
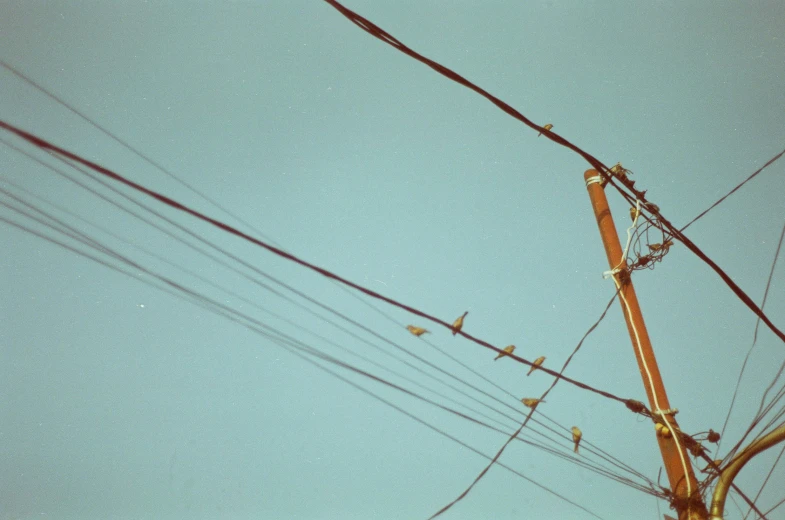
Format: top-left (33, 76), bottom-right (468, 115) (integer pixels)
top-left (2, 1), bottom-right (785, 519)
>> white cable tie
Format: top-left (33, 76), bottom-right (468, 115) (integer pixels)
top-left (602, 267), bottom-right (622, 279)
top-left (585, 175), bottom-right (603, 187)
top-left (654, 408), bottom-right (679, 417)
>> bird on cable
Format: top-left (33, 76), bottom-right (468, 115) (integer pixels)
top-left (494, 345), bottom-right (515, 361)
top-left (571, 426), bottom-right (583, 453)
top-left (521, 398), bottom-right (544, 409)
top-left (406, 325), bottom-right (429, 337)
top-left (538, 123), bottom-right (553, 137)
top-left (707, 429), bottom-right (721, 443)
top-left (610, 162), bottom-right (632, 180)
top-left (629, 207), bottom-right (640, 222)
top-left (527, 356), bottom-right (546, 376)
top-left (451, 311), bottom-right (468, 336)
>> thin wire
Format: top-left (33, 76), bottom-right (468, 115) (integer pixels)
top-left (680, 148), bottom-right (785, 232)
top-left (762, 493), bottom-right (785, 518)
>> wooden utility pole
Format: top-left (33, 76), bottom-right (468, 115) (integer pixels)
top-left (584, 170), bottom-right (707, 520)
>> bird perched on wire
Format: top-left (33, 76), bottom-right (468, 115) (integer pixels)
top-left (406, 325), bottom-right (429, 337)
top-left (451, 311), bottom-right (468, 336)
top-left (571, 426), bottom-right (583, 454)
top-left (494, 345), bottom-right (515, 361)
top-left (629, 207), bottom-right (640, 222)
top-left (538, 123), bottom-right (553, 137)
top-left (610, 162), bottom-right (633, 180)
top-left (527, 356), bottom-right (546, 376)
top-left (521, 398), bottom-right (544, 409)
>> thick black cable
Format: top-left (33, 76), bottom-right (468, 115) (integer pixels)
top-left (320, 0), bottom-right (785, 347)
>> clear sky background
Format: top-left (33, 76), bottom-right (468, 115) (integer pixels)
top-left (2, 1), bottom-right (785, 519)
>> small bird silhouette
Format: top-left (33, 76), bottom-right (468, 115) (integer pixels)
top-left (527, 356), bottom-right (545, 376)
top-left (629, 207), bottom-right (639, 222)
top-left (452, 311), bottom-right (468, 336)
top-left (707, 429), bottom-right (721, 443)
top-left (406, 325), bottom-right (429, 337)
top-left (538, 123), bottom-right (553, 137)
top-left (521, 398), bottom-right (544, 409)
top-left (571, 426), bottom-right (583, 454)
top-left (494, 345), bottom-right (515, 361)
